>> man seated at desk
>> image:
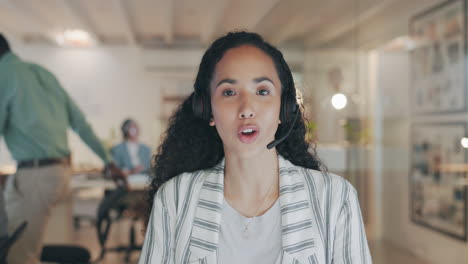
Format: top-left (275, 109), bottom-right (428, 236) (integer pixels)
top-left (109, 119), bottom-right (151, 220)
top-left (111, 119), bottom-right (152, 177)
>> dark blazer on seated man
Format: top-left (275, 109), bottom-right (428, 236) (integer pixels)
top-left (111, 142), bottom-right (151, 173)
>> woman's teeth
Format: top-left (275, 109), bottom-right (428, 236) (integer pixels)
top-left (238, 127), bottom-right (259, 143)
top-left (241, 129), bottom-right (256, 135)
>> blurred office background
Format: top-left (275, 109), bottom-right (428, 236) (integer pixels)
top-left (1, 0), bottom-right (468, 263)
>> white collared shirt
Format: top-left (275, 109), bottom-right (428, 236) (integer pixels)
top-left (138, 155), bottom-right (372, 264)
top-left (125, 141), bottom-right (141, 168)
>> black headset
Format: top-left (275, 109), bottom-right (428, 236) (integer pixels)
top-left (192, 87), bottom-right (299, 149)
top-left (192, 89), bottom-right (211, 121)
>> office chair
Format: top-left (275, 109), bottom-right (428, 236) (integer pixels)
top-left (0, 221), bottom-right (27, 264)
top-left (0, 221), bottom-right (91, 264)
top-left (40, 245), bottom-right (90, 264)
top-left (96, 186), bottom-right (142, 263)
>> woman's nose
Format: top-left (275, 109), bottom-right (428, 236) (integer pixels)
top-left (239, 111), bottom-right (254, 119)
top-left (238, 95), bottom-right (255, 119)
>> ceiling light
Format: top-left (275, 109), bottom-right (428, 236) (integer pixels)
top-left (461, 137), bottom-right (468, 148)
top-left (55, 29), bottom-right (95, 47)
top-left (331, 93), bottom-right (348, 110)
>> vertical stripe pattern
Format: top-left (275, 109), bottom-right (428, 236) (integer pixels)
top-left (138, 155), bottom-right (372, 264)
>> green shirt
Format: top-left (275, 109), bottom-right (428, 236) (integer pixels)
top-left (0, 52), bottom-right (110, 163)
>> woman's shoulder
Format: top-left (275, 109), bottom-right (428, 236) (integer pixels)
top-left (294, 166), bottom-right (359, 216)
top-left (156, 169), bottom-right (212, 198)
top-left (295, 165), bottom-right (357, 199)
top-left (153, 168), bottom-right (214, 214)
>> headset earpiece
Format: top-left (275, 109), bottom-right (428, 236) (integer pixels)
top-left (192, 91), bottom-right (211, 121)
top-left (192, 92), bottom-right (203, 119)
top-left (280, 89), bottom-right (299, 123)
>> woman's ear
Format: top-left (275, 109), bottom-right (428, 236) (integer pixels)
top-left (209, 118), bottom-right (215, 126)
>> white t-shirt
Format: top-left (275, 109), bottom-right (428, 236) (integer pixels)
top-left (125, 141), bottom-right (141, 168)
top-left (218, 198), bottom-right (282, 264)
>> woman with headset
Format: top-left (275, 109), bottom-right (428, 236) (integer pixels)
top-left (139, 32), bottom-right (371, 264)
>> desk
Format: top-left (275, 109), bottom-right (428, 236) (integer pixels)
top-left (71, 173), bottom-right (150, 219)
top-left (71, 174), bottom-right (150, 191)
top-left (44, 174), bottom-right (150, 244)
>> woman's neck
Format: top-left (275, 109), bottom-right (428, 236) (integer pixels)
top-left (223, 150), bottom-right (280, 216)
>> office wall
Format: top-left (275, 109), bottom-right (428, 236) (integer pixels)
top-left (377, 51), bottom-right (468, 264)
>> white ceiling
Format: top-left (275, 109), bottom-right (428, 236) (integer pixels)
top-left (0, 0), bottom-right (446, 49)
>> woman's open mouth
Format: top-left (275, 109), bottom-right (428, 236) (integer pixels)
top-left (238, 126), bottom-right (259, 144)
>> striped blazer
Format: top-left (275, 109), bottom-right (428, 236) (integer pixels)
top-left (139, 155), bottom-right (372, 264)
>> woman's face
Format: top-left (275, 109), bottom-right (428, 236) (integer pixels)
top-left (210, 45), bottom-right (282, 157)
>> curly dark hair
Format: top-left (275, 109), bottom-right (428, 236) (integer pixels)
top-left (147, 31), bottom-right (326, 217)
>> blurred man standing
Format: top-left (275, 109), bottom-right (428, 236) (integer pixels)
top-left (0, 34), bottom-right (122, 264)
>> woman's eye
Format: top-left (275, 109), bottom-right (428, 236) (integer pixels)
top-left (257, 89), bottom-right (270, 96)
top-left (222, 90), bottom-right (236, 96)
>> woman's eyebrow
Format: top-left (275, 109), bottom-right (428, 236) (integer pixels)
top-left (215, 77), bottom-right (274, 89)
top-left (253, 77), bottom-right (274, 84)
top-left (216, 78), bottom-right (236, 88)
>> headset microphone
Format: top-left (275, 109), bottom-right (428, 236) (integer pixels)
top-left (266, 108), bottom-right (300, 150)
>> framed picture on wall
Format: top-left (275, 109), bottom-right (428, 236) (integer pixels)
top-left (410, 122), bottom-right (467, 241)
top-left (409, 0), bottom-right (466, 115)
